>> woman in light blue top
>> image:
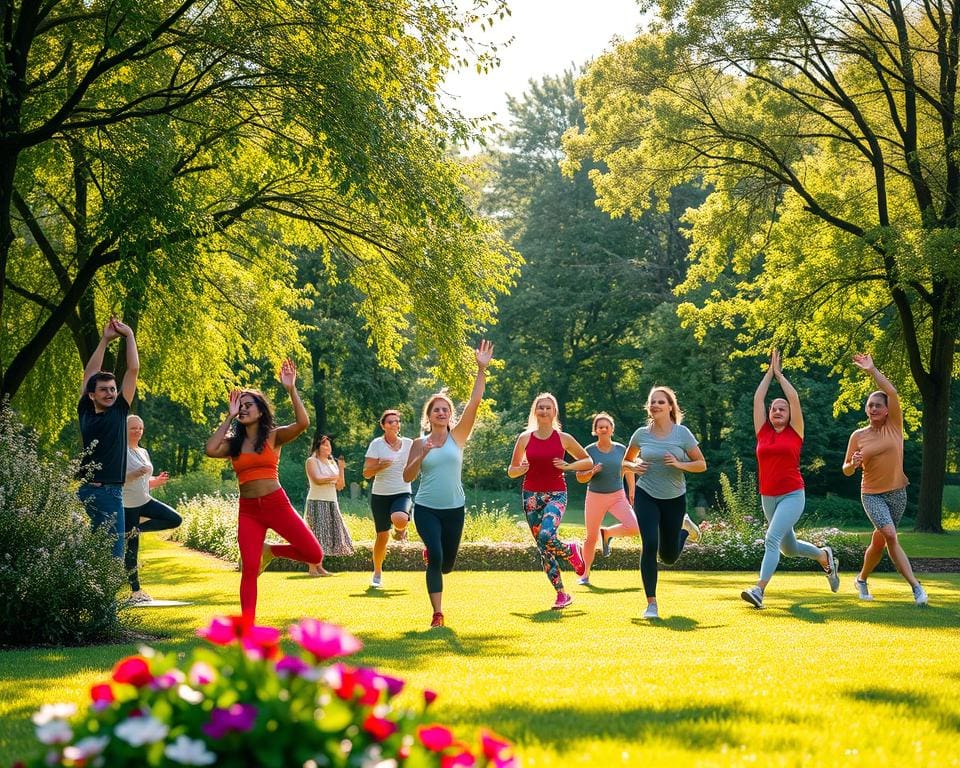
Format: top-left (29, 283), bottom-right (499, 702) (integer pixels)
top-left (404, 340), bottom-right (493, 628)
top-left (624, 386), bottom-right (707, 619)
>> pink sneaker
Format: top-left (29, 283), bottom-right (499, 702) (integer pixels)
top-left (552, 591), bottom-right (573, 610)
top-left (568, 542), bottom-right (585, 577)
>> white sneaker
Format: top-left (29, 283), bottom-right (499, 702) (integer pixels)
top-left (642, 602), bottom-right (659, 619)
top-left (913, 584), bottom-right (928, 606)
top-left (577, 575), bottom-right (590, 586)
top-left (854, 578), bottom-right (873, 601)
top-left (740, 586), bottom-right (764, 608)
top-left (682, 514), bottom-right (701, 543)
top-left (370, 573), bottom-right (382, 589)
top-left (822, 546), bottom-right (840, 593)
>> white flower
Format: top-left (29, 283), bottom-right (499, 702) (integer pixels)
top-left (114, 715), bottom-right (169, 747)
top-left (164, 735), bottom-right (217, 766)
top-left (32, 702), bottom-right (77, 725)
top-left (178, 683), bottom-right (204, 704)
top-left (35, 719), bottom-right (73, 745)
top-left (63, 735), bottom-right (110, 760)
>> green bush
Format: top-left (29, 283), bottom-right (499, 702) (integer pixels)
top-left (806, 494), bottom-right (867, 526)
top-left (152, 470), bottom-right (236, 505)
top-left (0, 403), bottom-right (128, 645)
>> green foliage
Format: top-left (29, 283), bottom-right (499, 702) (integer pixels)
top-left (715, 460), bottom-right (761, 536)
top-left (0, 404), bottom-right (127, 646)
top-left (806, 495), bottom-right (870, 527)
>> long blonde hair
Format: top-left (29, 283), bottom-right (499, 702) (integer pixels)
top-left (646, 386), bottom-right (683, 425)
top-left (526, 392), bottom-right (561, 431)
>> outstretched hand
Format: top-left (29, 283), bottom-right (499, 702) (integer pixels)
top-left (280, 358), bottom-right (297, 389)
top-left (228, 389), bottom-right (243, 419)
top-left (770, 348), bottom-right (781, 377)
top-left (475, 340), bottom-right (494, 371)
top-left (853, 353), bottom-right (874, 371)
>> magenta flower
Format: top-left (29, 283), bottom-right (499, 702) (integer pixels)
top-left (289, 619), bottom-right (362, 660)
top-left (188, 661), bottom-right (215, 687)
top-left (423, 689), bottom-right (438, 707)
top-left (240, 625), bottom-right (282, 660)
top-left (197, 615), bottom-right (248, 645)
top-left (356, 667), bottom-right (405, 700)
top-left (418, 724), bottom-right (455, 752)
top-left (150, 669), bottom-right (185, 691)
top-left (202, 703), bottom-right (258, 739)
top-left (112, 656), bottom-right (153, 688)
top-left (441, 752), bottom-right (477, 768)
top-left (275, 655), bottom-right (311, 678)
top-left (481, 731), bottom-right (517, 767)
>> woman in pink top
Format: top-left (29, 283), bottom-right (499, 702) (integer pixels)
top-left (507, 393), bottom-right (592, 610)
top-left (842, 354), bottom-right (927, 605)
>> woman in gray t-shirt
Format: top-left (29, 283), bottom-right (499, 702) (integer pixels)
top-left (624, 386), bottom-right (707, 620)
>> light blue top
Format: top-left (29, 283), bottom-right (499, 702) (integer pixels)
top-left (585, 442), bottom-right (627, 494)
top-left (628, 423), bottom-right (699, 499)
top-left (415, 432), bottom-right (465, 508)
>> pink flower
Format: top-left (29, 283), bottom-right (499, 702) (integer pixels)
top-left (240, 625), bottom-right (281, 660)
top-left (418, 724), bottom-right (455, 752)
top-left (289, 619), bottom-right (362, 660)
top-left (112, 656), bottom-right (153, 688)
top-left (362, 714), bottom-right (398, 741)
top-left (202, 703), bottom-right (258, 739)
top-left (441, 752), bottom-right (476, 768)
top-left (150, 669), bottom-right (185, 691)
top-left (197, 615), bottom-right (248, 645)
top-left (481, 731), bottom-right (517, 767)
top-left (188, 661), bottom-right (215, 686)
top-left (275, 655), bottom-right (310, 677)
top-left (356, 667), bottom-right (405, 701)
top-left (423, 689), bottom-right (438, 707)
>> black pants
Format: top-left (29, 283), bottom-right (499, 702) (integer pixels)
top-left (124, 498), bottom-right (182, 591)
top-left (634, 488), bottom-right (688, 598)
top-left (413, 504), bottom-right (465, 594)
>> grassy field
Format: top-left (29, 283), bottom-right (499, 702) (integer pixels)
top-left (3, 539), bottom-right (960, 766)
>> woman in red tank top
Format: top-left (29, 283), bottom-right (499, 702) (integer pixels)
top-left (205, 359), bottom-right (324, 624)
top-left (507, 393), bottom-right (593, 610)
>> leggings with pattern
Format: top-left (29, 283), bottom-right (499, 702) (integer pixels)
top-left (523, 490), bottom-right (574, 592)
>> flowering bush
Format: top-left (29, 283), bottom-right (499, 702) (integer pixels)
top-left (21, 616), bottom-right (518, 768)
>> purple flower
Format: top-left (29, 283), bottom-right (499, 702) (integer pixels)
top-left (275, 655), bottom-right (311, 678)
top-left (202, 703), bottom-right (258, 739)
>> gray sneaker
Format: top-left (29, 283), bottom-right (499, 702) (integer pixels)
top-left (854, 578), bottom-right (873, 601)
top-left (577, 575), bottom-right (590, 586)
top-left (740, 585), bottom-right (764, 608)
top-left (642, 602), bottom-right (659, 620)
top-left (370, 573), bottom-right (382, 589)
top-left (822, 546), bottom-right (840, 592)
top-left (912, 584), bottom-right (928, 606)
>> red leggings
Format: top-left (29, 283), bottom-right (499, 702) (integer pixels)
top-left (238, 488), bottom-right (324, 621)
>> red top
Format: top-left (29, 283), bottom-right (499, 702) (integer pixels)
top-left (231, 440), bottom-right (280, 485)
top-left (523, 430), bottom-right (566, 492)
top-left (755, 422), bottom-right (804, 496)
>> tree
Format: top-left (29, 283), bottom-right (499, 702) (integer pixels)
top-left (1, 0), bottom-right (517, 436)
top-left (565, 3), bottom-right (960, 529)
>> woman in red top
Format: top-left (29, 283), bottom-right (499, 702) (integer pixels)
top-left (507, 393), bottom-right (592, 610)
top-left (205, 359), bottom-right (324, 623)
top-left (741, 350), bottom-right (839, 609)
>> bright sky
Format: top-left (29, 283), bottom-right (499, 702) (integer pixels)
top-left (441, 0), bottom-right (645, 127)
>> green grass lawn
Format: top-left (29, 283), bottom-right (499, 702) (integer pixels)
top-left (3, 539), bottom-right (960, 767)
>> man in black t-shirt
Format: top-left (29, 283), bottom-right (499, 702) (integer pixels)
top-left (78, 318), bottom-right (139, 558)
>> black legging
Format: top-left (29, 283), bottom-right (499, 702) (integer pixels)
top-left (634, 488), bottom-right (688, 598)
top-left (124, 498), bottom-right (182, 591)
top-left (413, 504), bottom-right (465, 594)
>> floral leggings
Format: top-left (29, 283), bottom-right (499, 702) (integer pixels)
top-left (523, 491), bottom-right (575, 592)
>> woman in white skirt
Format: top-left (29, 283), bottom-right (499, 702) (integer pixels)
top-left (304, 433), bottom-right (353, 576)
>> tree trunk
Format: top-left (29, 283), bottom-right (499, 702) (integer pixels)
top-left (915, 350), bottom-right (953, 532)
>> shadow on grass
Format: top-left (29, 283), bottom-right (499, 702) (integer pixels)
top-left (581, 583), bottom-right (643, 594)
top-left (845, 686), bottom-right (960, 731)
top-left (348, 587), bottom-right (408, 598)
top-left (509, 609), bottom-right (588, 623)
top-left (629, 615), bottom-right (705, 632)
top-left (781, 593), bottom-right (959, 627)
top-left (356, 630), bottom-right (523, 669)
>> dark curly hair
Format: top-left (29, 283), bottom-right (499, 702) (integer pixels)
top-left (227, 389), bottom-right (274, 457)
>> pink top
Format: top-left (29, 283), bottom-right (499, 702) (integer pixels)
top-left (523, 430), bottom-right (566, 492)
top-left (755, 422), bottom-right (804, 496)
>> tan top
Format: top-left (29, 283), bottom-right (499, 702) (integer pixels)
top-left (306, 456), bottom-right (339, 502)
top-left (844, 400), bottom-right (908, 494)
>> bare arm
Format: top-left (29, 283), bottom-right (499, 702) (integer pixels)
top-left (507, 433), bottom-right (531, 478)
top-left (842, 432), bottom-right (861, 476)
top-left (148, 471), bottom-right (169, 490)
top-left (451, 340), bottom-right (493, 446)
top-left (854, 353), bottom-right (902, 427)
top-left (206, 390), bottom-right (240, 458)
top-left (554, 432), bottom-right (594, 472)
top-left (774, 357), bottom-right (804, 438)
top-left (403, 437), bottom-right (434, 483)
top-left (363, 455), bottom-right (391, 480)
top-left (273, 359), bottom-right (310, 447)
top-left (624, 467), bottom-right (636, 501)
top-left (306, 457), bottom-right (338, 485)
top-left (754, 353), bottom-right (775, 435)
top-left (80, 320), bottom-right (120, 399)
top-left (112, 320), bottom-right (139, 406)
top-left (664, 444), bottom-right (707, 473)
top-left (336, 457), bottom-right (346, 492)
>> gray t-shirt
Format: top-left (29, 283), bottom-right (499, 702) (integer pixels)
top-left (628, 423), bottom-right (699, 499)
top-left (585, 442), bottom-right (627, 494)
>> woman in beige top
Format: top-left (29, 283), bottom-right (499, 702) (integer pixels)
top-left (304, 433), bottom-right (353, 576)
top-left (842, 354), bottom-right (927, 605)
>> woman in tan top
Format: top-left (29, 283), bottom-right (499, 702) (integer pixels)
top-left (842, 354), bottom-right (927, 605)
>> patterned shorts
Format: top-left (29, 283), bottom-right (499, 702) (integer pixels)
top-left (861, 488), bottom-right (907, 529)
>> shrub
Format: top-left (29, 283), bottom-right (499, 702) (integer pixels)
top-left (152, 470), bottom-right (236, 505)
top-left (21, 616), bottom-right (518, 767)
top-left (0, 402), bottom-right (128, 646)
top-left (805, 494), bottom-right (867, 526)
top-left (715, 460), bottom-right (762, 536)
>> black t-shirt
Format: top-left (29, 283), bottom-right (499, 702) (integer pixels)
top-left (78, 394), bottom-right (130, 484)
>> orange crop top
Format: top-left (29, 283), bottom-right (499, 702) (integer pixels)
top-left (231, 441), bottom-right (280, 484)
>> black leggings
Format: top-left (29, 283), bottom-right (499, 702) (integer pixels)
top-left (634, 488), bottom-right (688, 598)
top-left (413, 503), bottom-right (465, 594)
top-left (124, 498), bottom-right (182, 591)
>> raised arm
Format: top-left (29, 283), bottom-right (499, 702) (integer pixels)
top-left (753, 351), bottom-right (776, 435)
top-left (554, 433), bottom-right (594, 472)
top-left (507, 433), bottom-right (531, 479)
top-left (80, 319), bottom-right (120, 399)
top-left (773, 353), bottom-right (804, 438)
top-left (403, 436), bottom-right (433, 483)
top-left (112, 319), bottom-right (140, 406)
top-left (206, 390), bottom-right (241, 458)
top-left (273, 359), bottom-right (310, 447)
top-left (854, 353), bottom-right (902, 426)
top-left (451, 340), bottom-right (493, 446)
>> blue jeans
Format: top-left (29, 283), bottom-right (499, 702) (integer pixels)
top-left (78, 484), bottom-right (125, 558)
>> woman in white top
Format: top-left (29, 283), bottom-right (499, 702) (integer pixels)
top-left (362, 409), bottom-right (413, 588)
top-left (122, 415), bottom-right (182, 603)
top-left (303, 433), bottom-right (353, 576)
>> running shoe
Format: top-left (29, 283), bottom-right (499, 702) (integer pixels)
top-left (370, 573), bottom-right (383, 589)
top-left (430, 611), bottom-right (444, 628)
top-left (913, 584), bottom-right (929, 606)
top-left (577, 575), bottom-right (590, 586)
top-left (682, 514), bottom-right (701, 543)
top-left (740, 585), bottom-right (764, 608)
top-left (569, 542), bottom-right (586, 576)
top-left (552, 592), bottom-right (573, 610)
top-left (601, 527), bottom-right (612, 558)
top-left (258, 544), bottom-right (275, 575)
top-left (854, 578), bottom-right (873, 601)
top-left (127, 590), bottom-right (153, 604)
top-left (822, 546), bottom-right (840, 592)
top-left (642, 602), bottom-right (659, 619)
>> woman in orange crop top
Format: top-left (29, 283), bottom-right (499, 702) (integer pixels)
top-left (206, 359), bottom-right (325, 623)
top-left (842, 354), bottom-right (927, 606)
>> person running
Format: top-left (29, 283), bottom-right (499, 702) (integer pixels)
top-left (304, 433), bottom-right (353, 576)
top-left (403, 340), bottom-right (493, 628)
top-left (740, 350), bottom-right (839, 609)
top-left (624, 386), bottom-right (706, 620)
top-left (363, 410), bottom-right (413, 588)
top-left (575, 412), bottom-right (638, 585)
top-left (78, 317), bottom-right (139, 559)
top-left (205, 359), bottom-right (324, 623)
top-left (122, 415), bottom-right (183, 603)
top-left (507, 393), bottom-right (592, 610)
top-left (842, 353), bottom-right (928, 605)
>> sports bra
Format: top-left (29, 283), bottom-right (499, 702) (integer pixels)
top-left (231, 440), bottom-right (280, 485)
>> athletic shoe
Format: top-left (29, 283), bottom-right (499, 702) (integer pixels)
top-left (552, 592), bottom-right (573, 610)
top-left (822, 546), bottom-right (840, 592)
top-left (422, 548), bottom-right (429, 565)
top-left (642, 602), bottom-right (659, 619)
top-left (577, 575), bottom-right (590, 586)
top-left (569, 542), bottom-right (586, 576)
top-left (392, 527), bottom-right (408, 542)
top-left (430, 611), bottom-right (444, 628)
top-left (601, 528), bottom-right (613, 558)
top-left (682, 514), bottom-right (701, 543)
top-left (913, 584), bottom-right (929, 606)
top-left (740, 586), bottom-right (764, 608)
top-left (127, 590), bottom-right (152, 604)
top-left (854, 578), bottom-right (873, 601)
top-left (258, 544), bottom-right (275, 575)
top-left (370, 573), bottom-right (382, 589)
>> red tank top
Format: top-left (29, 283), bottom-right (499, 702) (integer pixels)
top-left (755, 422), bottom-right (804, 496)
top-left (523, 430), bottom-right (566, 492)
